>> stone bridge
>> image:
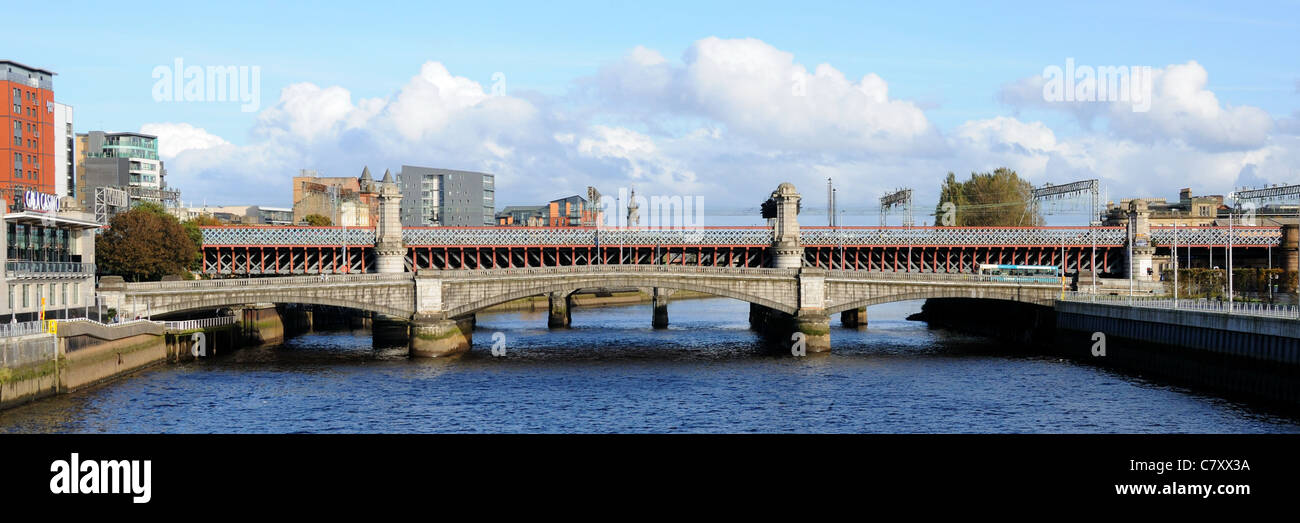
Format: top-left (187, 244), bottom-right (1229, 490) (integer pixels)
top-left (99, 266), bottom-right (1061, 357)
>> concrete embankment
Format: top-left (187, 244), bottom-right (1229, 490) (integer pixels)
top-left (913, 297), bottom-right (1300, 408)
top-left (1, 317), bottom-right (250, 411)
top-left (1055, 301), bottom-right (1300, 407)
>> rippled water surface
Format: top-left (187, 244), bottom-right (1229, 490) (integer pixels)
top-left (1, 299), bottom-right (1296, 433)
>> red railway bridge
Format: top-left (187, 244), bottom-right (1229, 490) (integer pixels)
top-left (200, 224), bottom-right (1283, 276)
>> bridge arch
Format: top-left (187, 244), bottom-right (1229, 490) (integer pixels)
top-left (441, 273), bottom-right (798, 318)
top-left (143, 294), bottom-right (414, 319)
top-left (824, 286), bottom-right (1058, 316)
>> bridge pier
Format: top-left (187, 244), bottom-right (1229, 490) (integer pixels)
top-left (652, 287), bottom-right (670, 329)
top-left (372, 313), bottom-right (411, 348)
top-left (240, 304), bottom-right (284, 346)
top-left (840, 307), bottom-right (867, 329)
top-left (548, 291), bottom-right (573, 328)
top-left (748, 304), bottom-right (831, 354)
top-left (409, 315), bottom-right (473, 358)
top-left (794, 312), bottom-right (831, 353)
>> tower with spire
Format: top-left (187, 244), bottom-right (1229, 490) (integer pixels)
top-left (627, 186), bottom-right (640, 227)
top-left (368, 166), bottom-right (405, 273)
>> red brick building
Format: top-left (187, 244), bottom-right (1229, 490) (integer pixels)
top-left (0, 61), bottom-right (56, 205)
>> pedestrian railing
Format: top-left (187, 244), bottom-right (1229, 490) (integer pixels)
top-left (115, 272), bottom-right (414, 291)
top-left (0, 320), bottom-right (52, 338)
top-left (1060, 291), bottom-right (1300, 319)
top-left (161, 316), bottom-right (236, 331)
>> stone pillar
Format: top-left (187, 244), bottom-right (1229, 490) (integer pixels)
top-left (652, 287), bottom-right (670, 329)
top-left (1128, 199), bottom-right (1155, 282)
top-left (548, 291), bottom-right (572, 328)
top-left (371, 168), bottom-right (406, 274)
top-left (840, 307), bottom-right (867, 329)
top-left (766, 183), bottom-right (804, 269)
top-left (794, 312), bottom-right (831, 353)
top-left (409, 315), bottom-right (473, 358)
top-left (795, 268), bottom-right (830, 352)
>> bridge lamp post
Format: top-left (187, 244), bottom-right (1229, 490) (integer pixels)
top-left (1128, 207), bottom-right (1133, 303)
top-left (839, 209), bottom-right (846, 270)
top-left (1228, 208), bottom-right (1234, 313)
top-left (1173, 210), bottom-right (1178, 309)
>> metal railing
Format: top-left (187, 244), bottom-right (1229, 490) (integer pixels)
top-left (0, 320), bottom-right (51, 338)
top-left (161, 316), bottom-right (236, 331)
top-left (1060, 291), bottom-right (1300, 319)
top-left (5, 261), bottom-right (96, 278)
top-left (115, 272), bottom-right (414, 291)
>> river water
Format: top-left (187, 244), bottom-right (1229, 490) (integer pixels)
top-left (1, 298), bottom-right (1296, 433)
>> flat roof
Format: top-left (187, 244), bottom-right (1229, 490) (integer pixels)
top-left (4, 212), bottom-right (102, 230)
top-left (0, 60), bottom-right (56, 76)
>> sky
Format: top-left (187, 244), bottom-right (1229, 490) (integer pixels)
top-left (7, 0), bottom-right (1300, 225)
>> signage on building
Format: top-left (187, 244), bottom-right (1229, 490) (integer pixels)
top-left (24, 190), bottom-right (59, 213)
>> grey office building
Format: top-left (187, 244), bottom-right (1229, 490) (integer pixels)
top-left (397, 165), bottom-right (495, 226)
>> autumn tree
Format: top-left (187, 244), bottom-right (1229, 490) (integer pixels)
top-left (933, 167), bottom-right (1043, 226)
top-left (303, 214), bottom-right (332, 226)
top-left (180, 215), bottom-right (221, 271)
top-left (97, 203), bottom-right (198, 281)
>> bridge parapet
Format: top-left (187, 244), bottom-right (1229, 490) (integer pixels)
top-left (116, 272), bottom-right (414, 292)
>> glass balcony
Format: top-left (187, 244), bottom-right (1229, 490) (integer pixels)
top-left (5, 261), bottom-right (96, 278)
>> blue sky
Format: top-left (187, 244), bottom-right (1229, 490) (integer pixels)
top-left (6, 0), bottom-right (1299, 223)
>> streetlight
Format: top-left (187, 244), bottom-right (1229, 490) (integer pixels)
top-left (1128, 205), bottom-right (1134, 304)
top-left (1173, 209), bottom-right (1179, 308)
top-left (1228, 208), bottom-right (1234, 313)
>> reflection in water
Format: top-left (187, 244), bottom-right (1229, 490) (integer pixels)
top-left (0, 298), bottom-right (1296, 433)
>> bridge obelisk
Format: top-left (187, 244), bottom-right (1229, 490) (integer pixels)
top-left (374, 169), bottom-right (405, 274)
top-left (768, 182), bottom-right (803, 269)
top-left (1127, 199), bottom-right (1155, 283)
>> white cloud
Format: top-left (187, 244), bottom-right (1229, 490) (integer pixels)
top-left (1109, 61), bottom-right (1273, 150)
top-left (139, 122), bottom-right (230, 158)
top-left (153, 38), bottom-right (1296, 219)
top-left (998, 61), bottom-right (1275, 151)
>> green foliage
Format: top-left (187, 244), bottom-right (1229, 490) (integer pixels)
top-left (132, 201), bottom-right (169, 216)
top-left (934, 167), bottom-right (1043, 226)
top-left (303, 214), bottom-right (332, 226)
top-left (96, 206), bottom-right (198, 281)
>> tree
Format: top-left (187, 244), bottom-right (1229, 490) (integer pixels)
top-left (179, 215), bottom-right (221, 272)
top-left (933, 167), bottom-right (1043, 226)
top-left (303, 214), bottom-right (332, 226)
top-left (97, 204), bottom-right (198, 281)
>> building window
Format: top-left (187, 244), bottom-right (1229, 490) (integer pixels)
top-left (6, 285), bottom-right (11, 310)
top-left (22, 284), bottom-right (28, 308)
